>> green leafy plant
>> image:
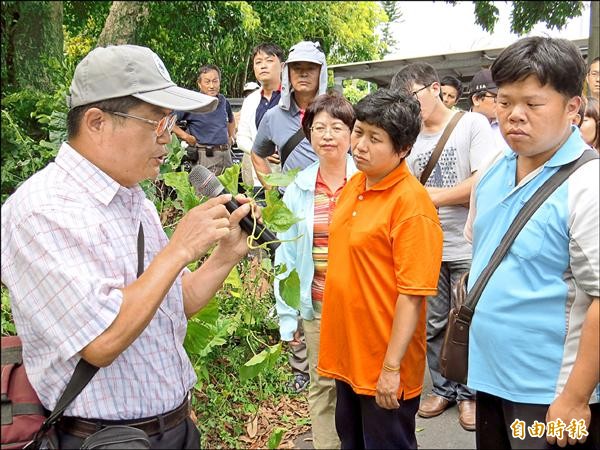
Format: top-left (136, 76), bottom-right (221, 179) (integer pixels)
top-left (1, 286), bottom-right (16, 336)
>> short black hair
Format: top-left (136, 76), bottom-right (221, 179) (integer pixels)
top-left (353, 89), bottom-right (421, 156)
top-left (198, 64), bottom-right (221, 81)
top-left (390, 63), bottom-right (439, 94)
top-left (491, 36), bottom-right (586, 99)
top-left (251, 43), bottom-right (285, 63)
top-left (302, 93), bottom-right (355, 143)
top-left (66, 96), bottom-right (145, 139)
top-left (440, 75), bottom-right (463, 99)
top-left (589, 56), bottom-right (600, 71)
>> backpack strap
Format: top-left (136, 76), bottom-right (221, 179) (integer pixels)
top-left (279, 128), bottom-right (306, 168)
top-left (420, 111), bottom-right (465, 185)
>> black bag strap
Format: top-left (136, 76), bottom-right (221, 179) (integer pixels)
top-left (458, 149), bottom-right (598, 322)
top-left (38, 223), bottom-right (145, 433)
top-left (420, 111), bottom-right (465, 185)
top-left (279, 128), bottom-right (306, 167)
top-left (137, 222), bottom-right (145, 278)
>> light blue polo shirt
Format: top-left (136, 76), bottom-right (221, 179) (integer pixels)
top-left (252, 98), bottom-right (318, 173)
top-left (467, 127), bottom-right (599, 404)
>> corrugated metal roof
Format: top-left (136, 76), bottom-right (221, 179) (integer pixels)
top-left (330, 38), bottom-right (589, 89)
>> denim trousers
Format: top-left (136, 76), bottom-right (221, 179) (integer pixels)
top-left (426, 259), bottom-right (475, 401)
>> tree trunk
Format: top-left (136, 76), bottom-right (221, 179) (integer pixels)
top-left (96, 1), bottom-right (149, 47)
top-left (589, 1), bottom-right (599, 62)
top-left (1, 1), bottom-right (63, 92)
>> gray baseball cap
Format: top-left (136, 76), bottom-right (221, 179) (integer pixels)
top-left (66, 45), bottom-right (218, 113)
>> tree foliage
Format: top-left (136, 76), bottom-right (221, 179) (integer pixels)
top-left (450, 0), bottom-right (586, 35)
top-left (57, 1), bottom-right (387, 97)
top-left (380, 0), bottom-right (404, 54)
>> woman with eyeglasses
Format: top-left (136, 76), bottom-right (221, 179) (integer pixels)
top-left (274, 93), bottom-right (357, 449)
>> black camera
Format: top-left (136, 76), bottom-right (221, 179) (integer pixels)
top-left (184, 146), bottom-right (199, 163)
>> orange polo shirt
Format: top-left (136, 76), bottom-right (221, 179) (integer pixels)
top-left (317, 160), bottom-right (443, 400)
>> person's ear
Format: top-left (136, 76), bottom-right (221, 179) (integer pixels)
top-left (83, 108), bottom-right (107, 136)
top-left (471, 94), bottom-right (481, 107)
top-left (565, 96), bottom-right (582, 122)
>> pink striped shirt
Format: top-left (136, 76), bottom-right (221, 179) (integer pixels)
top-left (1, 143), bottom-right (195, 419)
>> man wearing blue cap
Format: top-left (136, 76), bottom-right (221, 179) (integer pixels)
top-left (1, 44), bottom-right (256, 449)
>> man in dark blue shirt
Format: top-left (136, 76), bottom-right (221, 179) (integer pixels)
top-left (174, 64), bottom-right (235, 176)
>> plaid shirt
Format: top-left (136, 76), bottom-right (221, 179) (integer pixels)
top-left (1, 143), bottom-right (195, 419)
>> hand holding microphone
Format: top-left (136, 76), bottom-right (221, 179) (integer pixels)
top-left (188, 165), bottom-right (280, 255)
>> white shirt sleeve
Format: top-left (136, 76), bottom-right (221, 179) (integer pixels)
top-left (237, 90), bottom-right (261, 154)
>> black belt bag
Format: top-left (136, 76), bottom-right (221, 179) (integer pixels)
top-left (79, 426), bottom-right (150, 449)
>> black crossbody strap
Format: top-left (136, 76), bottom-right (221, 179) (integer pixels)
top-left (279, 128), bottom-right (306, 167)
top-left (39, 223), bottom-right (146, 432)
top-left (137, 222), bottom-right (145, 278)
top-left (420, 111), bottom-right (465, 185)
top-left (465, 149), bottom-right (598, 312)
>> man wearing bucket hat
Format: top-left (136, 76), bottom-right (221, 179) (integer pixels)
top-left (251, 40), bottom-right (329, 189)
top-left (1, 44), bottom-right (256, 449)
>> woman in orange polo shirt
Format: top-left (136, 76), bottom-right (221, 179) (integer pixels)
top-left (317, 89), bottom-right (443, 449)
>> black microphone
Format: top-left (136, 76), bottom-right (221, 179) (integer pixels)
top-left (188, 165), bottom-right (280, 254)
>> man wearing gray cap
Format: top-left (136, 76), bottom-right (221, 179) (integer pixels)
top-left (1, 45), bottom-right (256, 449)
top-left (251, 40), bottom-right (329, 188)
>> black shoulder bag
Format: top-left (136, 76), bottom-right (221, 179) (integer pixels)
top-left (279, 128), bottom-right (306, 168)
top-left (439, 149), bottom-right (599, 385)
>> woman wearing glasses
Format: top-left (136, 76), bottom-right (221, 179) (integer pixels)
top-left (274, 93), bottom-right (357, 449)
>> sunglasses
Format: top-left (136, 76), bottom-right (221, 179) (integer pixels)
top-left (105, 111), bottom-right (177, 136)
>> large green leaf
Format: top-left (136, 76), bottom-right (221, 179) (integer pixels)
top-left (279, 269), bottom-right (300, 310)
top-left (218, 163), bottom-right (240, 195)
top-left (262, 189), bottom-right (301, 233)
top-left (193, 298), bottom-right (219, 325)
top-left (183, 320), bottom-right (214, 355)
top-left (239, 343), bottom-right (282, 382)
top-left (239, 349), bottom-right (269, 382)
top-left (267, 428), bottom-right (284, 449)
top-left (162, 171), bottom-right (200, 212)
top-left (224, 265), bottom-right (242, 289)
top-left (184, 317), bottom-right (234, 358)
top-left (262, 168), bottom-right (300, 187)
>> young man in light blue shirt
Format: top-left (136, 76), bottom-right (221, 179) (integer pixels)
top-left (465, 36), bottom-right (599, 449)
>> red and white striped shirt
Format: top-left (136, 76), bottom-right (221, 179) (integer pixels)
top-left (1, 143), bottom-right (195, 419)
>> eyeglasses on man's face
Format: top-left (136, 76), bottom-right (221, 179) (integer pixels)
top-left (483, 94), bottom-right (497, 103)
top-left (310, 124), bottom-right (349, 137)
top-left (412, 82), bottom-right (434, 98)
top-left (105, 111), bottom-right (177, 137)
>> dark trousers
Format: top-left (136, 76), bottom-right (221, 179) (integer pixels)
top-left (335, 380), bottom-right (420, 449)
top-left (426, 259), bottom-right (475, 401)
top-left (476, 391), bottom-right (600, 450)
top-left (57, 417), bottom-right (201, 449)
